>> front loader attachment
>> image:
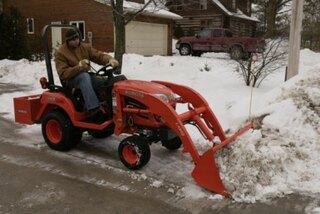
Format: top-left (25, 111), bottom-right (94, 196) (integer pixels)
top-left (113, 80), bottom-right (253, 196)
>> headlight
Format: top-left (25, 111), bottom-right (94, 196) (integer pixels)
top-left (153, 93), bottom-right (169, 103)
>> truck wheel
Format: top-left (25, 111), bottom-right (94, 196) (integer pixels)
top-left (179, 44), bottom-right (191, 56)
top-left (118, 136), bottom-right (150, 170)
top-left (230, 46), bottom-right (243, 60)
top-left (162, 137), bottom-right (182, 150)
top-left (88, 124), bottom-right (114, 139)
top-left (42, 111), bottom-right (82, 151)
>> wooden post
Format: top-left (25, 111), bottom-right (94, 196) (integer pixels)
top-left (286, 0), bottom-right (304, 80)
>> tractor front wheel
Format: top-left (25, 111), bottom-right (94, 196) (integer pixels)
top-left (162, 137), bottom-right (182, 150)
top-left (42, 111), bottom-right (82, 151)
top-left (118, 136), bottom-right (150, 170)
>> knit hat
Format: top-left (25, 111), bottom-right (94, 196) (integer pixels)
top-left (65, 29), bottom-right (80, 41)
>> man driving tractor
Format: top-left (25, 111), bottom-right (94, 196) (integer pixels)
top-left (54, 28), bottom-right (119, 121)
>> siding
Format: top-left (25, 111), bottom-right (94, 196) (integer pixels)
top-left (3, 0), bottom-right (114, 51)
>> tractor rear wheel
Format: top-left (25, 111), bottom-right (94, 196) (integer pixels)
top-left (42, 111), bottom-right (82, 151)
top-left (162, 137), bottom-right (182, 150)
top-left (118, 136), bottom-right (150, 170)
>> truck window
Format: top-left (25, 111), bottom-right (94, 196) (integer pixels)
top-left (213, 30), bottom-right (222, 38)
top-left (224, 30), bottom-right (233, 37)
top-left (197, 29), bottom-right (211, 38)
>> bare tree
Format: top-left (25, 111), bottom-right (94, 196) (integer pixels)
top-left (235, 38), bottom-right (287, 87)
top-left (106, 0), bottom-right (167, 73)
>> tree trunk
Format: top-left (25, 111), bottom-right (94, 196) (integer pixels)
top-left (112, 0), bottom-right (125, 74)
top-left (265, 1), bottom-right (277, 38)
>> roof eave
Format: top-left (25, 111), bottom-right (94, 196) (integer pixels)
top-left (211, 0), bottom-right (259, 23)
top-left (125, 8), bottom-right (182, 20)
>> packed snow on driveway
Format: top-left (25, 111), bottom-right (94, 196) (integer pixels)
top-left (0, 49), bottom-right (320, 208)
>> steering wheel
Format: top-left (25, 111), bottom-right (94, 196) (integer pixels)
top-left (96, 63), bottom-right (115, 80)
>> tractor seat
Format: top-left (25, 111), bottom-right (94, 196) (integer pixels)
top-left (60, 80), bottom-right (85, 112)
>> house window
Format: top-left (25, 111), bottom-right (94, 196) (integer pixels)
top-left (232, 0), bottom-right (236, 10)
top-left (27, 18), bottom-right (34, 34)
top-left (70, 21), bottom-right (85, 41)
top-left (200, 0), bottom-right (207, 10)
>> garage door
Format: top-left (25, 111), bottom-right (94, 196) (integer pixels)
top-left (125, 21), bottom-right (168, 56)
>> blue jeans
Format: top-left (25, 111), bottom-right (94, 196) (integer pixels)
top-left (68, 72), bottom-right (105, 111)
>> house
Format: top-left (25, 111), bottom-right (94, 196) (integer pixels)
top-left (166, 0), bottom-right (259, 37)
top-left (1, 0), bottom-right (181, 56)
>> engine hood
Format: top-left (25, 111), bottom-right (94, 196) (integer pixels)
top-left (114, 80), bottom-right (174, 97)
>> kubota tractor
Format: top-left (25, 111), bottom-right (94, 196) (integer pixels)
top-left (13, 24), bottom-right (252, 197)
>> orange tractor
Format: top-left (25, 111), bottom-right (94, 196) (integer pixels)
top-left (13, 25), bottom-right (252, 196)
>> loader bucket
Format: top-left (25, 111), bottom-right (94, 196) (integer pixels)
top-left (192, 123), bottom-right (253, 196)
top-left (192, 149), bottom-right (229, 196)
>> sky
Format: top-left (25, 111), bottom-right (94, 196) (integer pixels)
top-left (0, 48), bottom-right (320, 212)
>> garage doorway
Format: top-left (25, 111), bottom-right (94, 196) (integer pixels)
top-left (125, 21), bottom-right (168, 56)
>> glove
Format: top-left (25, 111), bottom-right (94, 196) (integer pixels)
top-left (109, 58), bottom-right (119, 68)
top-left (78, 59), bottom-right (90, 72)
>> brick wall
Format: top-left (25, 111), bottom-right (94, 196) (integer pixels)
top-left (3, 0), bottom-right (114, 51)
top-left (2, 0), bottom-right (174, 55)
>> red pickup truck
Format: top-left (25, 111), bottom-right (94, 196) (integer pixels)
top-left (175, 28), bottom-right (265, 59)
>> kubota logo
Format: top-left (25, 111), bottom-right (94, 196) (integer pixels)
top-left (125, 90), bottom-right (144, 98)
top-left (47, 97), bottom-right (56, 102)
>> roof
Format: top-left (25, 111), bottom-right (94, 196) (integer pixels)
top-left (212, 0), bottom-right (259, 22)
top-left (94, 0), bottom-right (182, 20)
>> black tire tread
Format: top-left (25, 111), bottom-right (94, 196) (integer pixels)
top-left (42, 110), bottom-right (82, 151)
top-left (118, 135), bottom-right (151, 170)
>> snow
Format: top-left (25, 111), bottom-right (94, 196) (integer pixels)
top-left (212, 0), bottom-right (259, 22)
top-left (94, 0), bottom-right (182, 20)
top-left (1, 47), bottom-right (320, 207)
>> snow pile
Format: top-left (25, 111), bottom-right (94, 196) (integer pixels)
top-left (221, 68), bottom-right (320, 202)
